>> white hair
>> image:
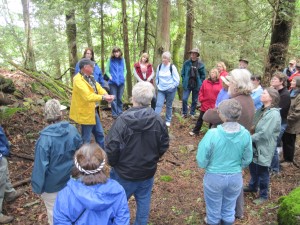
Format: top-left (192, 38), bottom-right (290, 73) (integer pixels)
top-left (132, 82), bottom-right (154, 106)
top-left (228, 69), bottom-right (253, 95)
top-left (162, 51), bottom-right (172, 61)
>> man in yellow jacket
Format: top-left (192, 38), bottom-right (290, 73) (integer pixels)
top-left (70, 58), bottom-right (114, 148)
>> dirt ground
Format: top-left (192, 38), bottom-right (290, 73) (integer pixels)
top-left (1, 69), bottom-right (300, 225)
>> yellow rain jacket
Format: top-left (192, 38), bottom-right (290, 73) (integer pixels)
top-left (70, 73), bottom-right (107, 125)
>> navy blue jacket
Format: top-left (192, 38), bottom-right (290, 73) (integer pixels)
top-left (0, 126), bottom-right (10, 156)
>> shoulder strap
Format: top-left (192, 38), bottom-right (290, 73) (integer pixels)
top-left (170, 63), bottom-right (173, 76)
top-left (158, 63), bottom-right (162, 71)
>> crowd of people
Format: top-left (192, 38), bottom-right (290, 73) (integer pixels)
top-left (0, 46), bottom-right (299, 225)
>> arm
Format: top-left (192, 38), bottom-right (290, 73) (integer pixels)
top-left (123, 58), bottom-right (127, 79)
top-left (196, 130), bottom-right (213, 168)
top-left (94, 64), bottom-right (105, 87)
top-left (104, 121), bottom-right (122, 166)
top-left (198, 84), bottom-right (204, 103)
top-left (198, 64), bottom-right (206, 82)
top-left (241, 133), bottom-right (253, 168)
top-left (113, 189), bottom-right (130, 225)
top-left (287, 95), bottom-right (300, 123)
top-left (133, 67), bottom-right (143, 82)
top-left (31, 139), bottom-right (49, 194)
top-left (73, 77), bottom-right (102, 102)
top-left (158, 122), bottom-right (169, 157)
top-left (147, 65), bottom-right (155, 81)
top-left (171, 65), bottom-right (180, 87)
top-left (105, 59), bottom-right (111, 79)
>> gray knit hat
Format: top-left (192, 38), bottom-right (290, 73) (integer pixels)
top-left (78, 58), bottom-right (95, 69)
top-left (218, 99), bottom-right (242, 122)
top-left (44, 99), bottom-right (67, 122)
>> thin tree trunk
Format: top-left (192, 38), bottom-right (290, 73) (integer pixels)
top-left (65, 6), bottom-right (78, 81)
top-left (184, 0), bottom-right (194, 61)
top-left (121, 0), bottom-right (133, 99)
top-left (83, 0), bottom-right (93, 48)
top-left (143, 0), bottom-right (149, 53)
top-left (264, 0), bottom-right (296, 81)
top-left (49, 18), bottom-right (62, 79)
top-left (153, 0), bottom-right (171, 69)
top-left (132, 0), bottom-right (136, 63)
top-left (21, 0), bottom-right (36, 71)
top-left (100, 0), bottom-right (105, 73)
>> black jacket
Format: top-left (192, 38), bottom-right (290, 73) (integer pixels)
top-left (278, 87), bottom-right (291, 123)
top-left (105, 106), bottom-right (169, 181)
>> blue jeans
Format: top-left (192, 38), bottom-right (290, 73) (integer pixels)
top-left (110, 168), bottom-right (154, 225)
top-left (203, 173), bottom-right (242, 225)
top-left (109, 83), bottom-right (124, 117)
top-left (182, 88), bottom-right (198, 116)
top-left (81, 111), bottom-right (105, 149)
top-left (248, 162), bottom-right (269, 199)
top-left (270, 123), bottom-right (287, 172)
top-left (155, 88), bottom-right (177, 123)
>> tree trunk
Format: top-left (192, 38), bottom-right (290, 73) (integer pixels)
top-left (100, 0), bottom-right (105, 74)
top-left (21, 0), bottom-right (37, 71)
top-left (65, 6), bottom-right (78, 81)
top-left (121, 0), bottom-right (133, 99)
top-left (184, 0), bottom-right (194, 61)
top-left (143, 0), bottom-right (149, 53)
top-left (83, 1), bottom-right (93, 48)
top-left (153, 0), bottom-right (171, 69)
top-left (131, 0), bottom-right (137, 63)
top-left (264, 0), bottom-right (296, 81)
top-left (172, 0), bottom-right (185, 100)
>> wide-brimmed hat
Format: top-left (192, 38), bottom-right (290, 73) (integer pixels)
top-left (220, 76), bottom-right (230, 85)
top-left (239, 58), bottom-right (249, 64)
top-left (189, 48), bottom-right (200, 56)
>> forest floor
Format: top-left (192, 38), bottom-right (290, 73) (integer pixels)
top-left (1, 69), bottom-right (300, 225)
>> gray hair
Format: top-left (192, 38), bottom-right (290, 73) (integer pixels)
top-left (228, 69), bottom-right (253, 95)
top-left (162, 51), bottom-right (172, 61)
top-left (218, 99), bottom-right (242, 122)
top-left (265, 87), bottom-right (280, 108)
top-left (79, 58), bottom-right (95, 69)
top-left (44, 99), bottom-right (66, 122)
top-left (132, 82), bottom-right (154, 106)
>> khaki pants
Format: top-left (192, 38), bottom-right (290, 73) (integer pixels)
top-left (41, 192), bottom-right (58, 225)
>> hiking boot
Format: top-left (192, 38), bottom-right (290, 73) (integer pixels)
top-left (243, 186), bottom-right (257, 193)
top-left (253, 197), bottom-right (267, 205)
top-left (0, 215), bottom-right (14, 224)
top-left (281, 161), bottom-right (293, 168)
top-left (5, 189), bottom-right (25, 203)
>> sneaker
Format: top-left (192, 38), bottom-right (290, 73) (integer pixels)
top-left (189, 131), bottom-right (195, 136)
top-left (204, 216), bottom-right (207, 224)
top-left (181, 114), bottom-right (187, 119)
top-left (253, 197), bottom-right (267, 205)
top-left (166, 122), bottom-right (171, 127)
top-left (190, 115), bottom-right (196, 120)
top-left (243, 186), bottom-right (257, 193)
top-left (281, 161), bottom-right (293, 167)
top-left (0, 215), bottom-right (14, 224)
top-left (5, 189), bottom-right (25, 203)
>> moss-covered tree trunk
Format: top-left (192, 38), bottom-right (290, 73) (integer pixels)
top-left (65, 5), bottom-right (78, 81)
top-left (121, 0), bottom-right (133, 99)
top-left (264, 0), bottom-right (296, 81)
top-left (21, 0), bottom-right (37, 71)
top-left (143, 0), bottom-right (149, 53)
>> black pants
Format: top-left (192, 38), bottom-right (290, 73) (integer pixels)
top-left (282, 132), bottom-right (296, 162)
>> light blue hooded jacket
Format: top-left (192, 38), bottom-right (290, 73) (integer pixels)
top-left (54, 178), bottom-right (130, 225)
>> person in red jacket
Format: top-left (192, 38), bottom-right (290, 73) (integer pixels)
top-left (189, 68), bottom-right (222, 136)
top-left (216, 61), bottom-right (228, 77)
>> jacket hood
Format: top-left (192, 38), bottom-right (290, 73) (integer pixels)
top-left (68, 178), bottom-right (124, 210)
top-left (120, 107), bottom-right (157, 131)
top-left (40, 121), bottom-right (71, 137)
top-left (216, 124), bottom-right (248, 144)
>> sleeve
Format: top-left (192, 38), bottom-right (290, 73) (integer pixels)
top-left (105, 59), bottom-right (111, 79)
top-left (158, 123), bottom-right (169, 157)
top-left (171, 65), bottom-right (180, 87)
top-left (94, 64), bottom-right (105, 86)
top-left (181, 62), bottom-right (185, 78)
top-left (73, 78), bottom-right (103, 102)
top-left (196, 130), bottom-right (213, 168)
top-left (241, 133), bottom-right (253, 168)
top-left (202, 108), bottom-right (222, 125)
top-left (287, 95), bottom-right (300, 123)
top-left (199, 63), bottom-right (206, 82)
top-left (133, 67), bottom-right (143, 82)
top-left (31, 138), bottom-right (49, 194)
top-left (113, 188), bottom-right (130, 225)
top-left (71, 125), bottom-right (83, 149)
top-left (198, 83), bottom-right (204, 103)
top-left (104, 121), bottom-right (122, 166)
top-left (251, 89), bottom-right (263, 108)
top-left (0, 126), bottom-right (10, 156)
top-left (155, 66), bottom-right (160, 84)
top-left (96, 83), bottom-right (108, 96)
top-left (123, 58), bottom-right (127, 79)
top-left (74, 62), bottom-right (80, 75)
top-left (148, 65), bottom-right (155, 80)
top-left (53, 187), bottom-right (85, 224)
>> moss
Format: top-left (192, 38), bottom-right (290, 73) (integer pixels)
top-left (278, 187), bottom-right (300, 225)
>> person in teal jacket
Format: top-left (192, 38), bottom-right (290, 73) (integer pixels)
top-left (54, 143), bottom-right (129, 225)
top-left (31, 99), bottom-right (82, 225)
top-left (244, 87), bottom-right (281, 205)
top-left (197, 99), bottom-right (252, 225)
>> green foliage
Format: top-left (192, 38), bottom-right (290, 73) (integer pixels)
top-left (278, 187), bottom-right (300, 225)
top-left (185, 211), bottom-right (200, 225)
top-left (174, 112), bottom-right (186, 125)
top-left (160, 175), bottom-right (173, 182)
top-left (0, 106), bottom-right (24, 123)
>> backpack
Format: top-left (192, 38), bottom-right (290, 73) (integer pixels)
top-left (157, 63), bottom-right (173, 85)
top-left (188, 60), bottom-right (202, 89)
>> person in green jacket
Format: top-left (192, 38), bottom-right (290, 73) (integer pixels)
top-left (244, 87), bottom-right (281, 205)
